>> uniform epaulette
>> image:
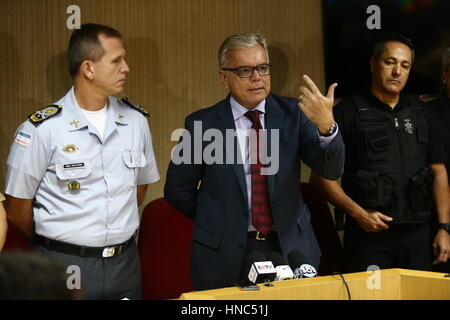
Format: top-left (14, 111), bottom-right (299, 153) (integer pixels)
top-left (28, 105), bottom-right (62, 126)
top-left (119, 97), bottom-right (149, 117)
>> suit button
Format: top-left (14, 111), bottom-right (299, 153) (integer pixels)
top-left (239, 244), bottom-right (244, 250)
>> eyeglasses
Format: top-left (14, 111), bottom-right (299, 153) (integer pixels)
top-left (222, 63), bottom-right (272, 78)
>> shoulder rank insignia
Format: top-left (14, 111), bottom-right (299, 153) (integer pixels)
top-left (119, 97), bottom-right (150, 117)
top-left (28, 105), bottom-right (62, 126)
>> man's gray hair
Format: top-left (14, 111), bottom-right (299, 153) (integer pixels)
top-left (442, 47), bottom-right (450, 72)
top-left (218, 32), bottom-right (269, 68)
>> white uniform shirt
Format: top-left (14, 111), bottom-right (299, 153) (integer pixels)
top-left (5, 87), bottom-right (159, 246)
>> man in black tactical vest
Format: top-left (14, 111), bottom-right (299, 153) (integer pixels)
top-left (311, 34), bottom-right (450, 273)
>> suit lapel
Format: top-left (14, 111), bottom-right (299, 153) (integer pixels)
top-left (264, 94), bottom-right (284, 199)
top-left (216, 98), bottom-right (248, 204)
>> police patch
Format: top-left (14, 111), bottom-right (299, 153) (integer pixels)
top-left (28, 105), bottom-right (62, 126)
top-left (119, 97), bottom-right (149, 117)
top-left (403, 119), bottom-right (414, 134)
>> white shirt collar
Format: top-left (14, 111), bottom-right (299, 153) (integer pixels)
top-left (230, 96), bottom-right (266, 121)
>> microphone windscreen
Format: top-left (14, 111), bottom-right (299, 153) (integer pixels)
top-left (266, 251), bottom-right (287, 267)
top-left (240, 251), bottom-right (266, 279)
top-left (288, 250), bottom-right (309, 269)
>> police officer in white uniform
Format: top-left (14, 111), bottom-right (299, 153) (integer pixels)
top-left (4, 23), bottom-right (159, 299)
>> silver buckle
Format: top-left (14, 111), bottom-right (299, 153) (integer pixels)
top-left (102, 247), bottom-right (115, 258)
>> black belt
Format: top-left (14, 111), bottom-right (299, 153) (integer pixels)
top-left (247, 231), bottom-right (277, 241)
top-left (34, 234), bottom-right (136, 258)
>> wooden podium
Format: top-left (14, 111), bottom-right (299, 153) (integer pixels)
top-left (179, 269), bottom-right (450, 300)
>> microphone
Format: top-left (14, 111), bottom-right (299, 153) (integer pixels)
top-left (239, 251), bottom-right (264, 281)
top-left (245, 251), bottom-right (276, 284)
top-left (237, 251), bottom-right (261, 289)
top-left (266, 251), bottom-right (294, 281)
top-left (288, 250), bottom-right (318, 279)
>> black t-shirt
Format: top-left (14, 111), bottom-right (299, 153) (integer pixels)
top-left (424, 94), bottom-right (450, 183)
top-left (333, 91), bottom-right (445, 175)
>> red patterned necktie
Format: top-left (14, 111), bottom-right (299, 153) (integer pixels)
top-left (244, 110), bottom-right (273, 235)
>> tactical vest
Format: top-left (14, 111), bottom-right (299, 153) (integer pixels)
top-left (341, 94), bottom-right (434, 224)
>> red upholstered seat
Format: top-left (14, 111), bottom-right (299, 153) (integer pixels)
top-left (3, 226), bottom-right (34, 252)
top-left (138, 198), bottom-right (194, 300)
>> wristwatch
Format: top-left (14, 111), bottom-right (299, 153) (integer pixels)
top-left (439, 223), bottom-right (450, 234)
top-left (320, 123), bottom-right (338, 137)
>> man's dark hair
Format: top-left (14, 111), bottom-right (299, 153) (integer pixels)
top-left (0, 251), bottom-right (79, 299)
top-left (68, 23), bottom-right (122, 79)
top-left (372, 33), bottom-right (415, 62)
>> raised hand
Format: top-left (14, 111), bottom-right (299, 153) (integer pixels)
top-left (298, 75), bottom-right (338, 135)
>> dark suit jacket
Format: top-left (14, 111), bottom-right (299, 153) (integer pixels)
top-left (164, 93), bottom-right (345, 290)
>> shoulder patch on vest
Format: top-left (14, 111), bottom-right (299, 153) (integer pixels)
top-left (119, 97), bottom-right (149, 117)
top-left (28, 105), bottom-right (62, 126)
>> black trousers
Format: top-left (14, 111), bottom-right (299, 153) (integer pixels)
top-left (343, 219), bottom-right (431, 273)
top-left (35, 242), bottom-right (142, 300)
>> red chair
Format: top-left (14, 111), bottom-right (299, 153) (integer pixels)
top-left (138, 198), bottom-right (194, 300)
top-left (3, 226), bottom-right (34, 252)
top-left (300, 182), bottom-right (343, 275)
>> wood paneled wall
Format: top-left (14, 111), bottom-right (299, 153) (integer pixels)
top-left (0, 0), bottom-right (325, 205)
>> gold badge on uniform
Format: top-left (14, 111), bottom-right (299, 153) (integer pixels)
top-left (70, 120), bottom-right (80, 128)
top-left (62, 144), bottom-right (79, 153)
top-left (68, 180), bottom-right (80, 191)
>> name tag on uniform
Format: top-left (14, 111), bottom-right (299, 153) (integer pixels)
top-left (63, 162), bottom-right (85, 170)
top-left (15, 131), bottom-right (32, 147)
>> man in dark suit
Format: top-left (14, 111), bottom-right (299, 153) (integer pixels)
top-left (164, 32), bottom-right (345, 290)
